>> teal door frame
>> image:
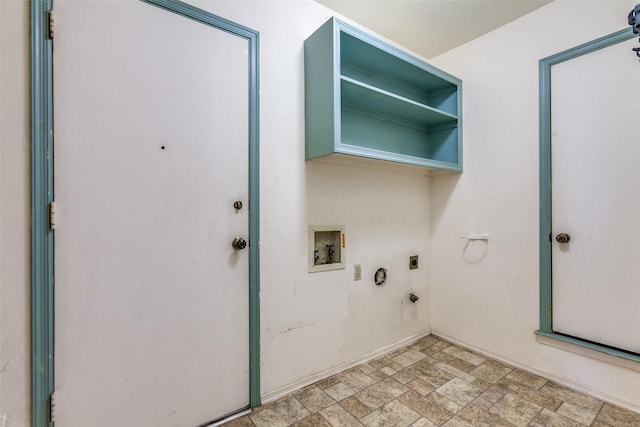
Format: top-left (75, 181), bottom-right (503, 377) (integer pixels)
top-left (30, 1), bottom-right (261, 425)
top-left (537, 26), bottom-right (640, 362)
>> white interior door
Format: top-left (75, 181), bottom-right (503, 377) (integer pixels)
top-left (551, 37), bottom-right (640, 354)
top-left (53, 1), bottom-right (251, 425)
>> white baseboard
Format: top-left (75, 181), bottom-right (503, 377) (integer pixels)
top-left (261, 329), bottom-right (431, 404)
top-left (431, 329), bottom-right (640, 414)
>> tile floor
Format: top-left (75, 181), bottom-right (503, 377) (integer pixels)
top-left (225, 335), bottom-right (640, 427)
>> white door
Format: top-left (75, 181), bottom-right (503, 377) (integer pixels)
top-left (551, 37), bottom-right (640, 354)
top-left (53, 1), bottom-right (251, 425)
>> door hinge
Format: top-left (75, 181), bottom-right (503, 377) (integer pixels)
top-left (50, 391), bottom-right (57, 423)
top-left (48, 11), bottom-right (55, 39)
top-left (49, 202), bottom-right (57, 230)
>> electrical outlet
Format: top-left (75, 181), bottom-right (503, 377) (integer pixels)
top-left (354, 264), bottom-right (362, 281)
top-left (409, 255), bottom-right (418, 270)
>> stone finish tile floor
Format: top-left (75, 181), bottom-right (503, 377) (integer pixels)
top-left (225, 335), bottom-right (640, 427)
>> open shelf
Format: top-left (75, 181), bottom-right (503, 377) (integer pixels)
top-left (304, 17), bottom-right (462, 172)
top-left (341, 107), bottom-right (459, 165)
top-left (341, 77), bottom-right (457, 129)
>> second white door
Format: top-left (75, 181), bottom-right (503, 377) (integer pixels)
top-left (551, 36), bottom-right (640, 354)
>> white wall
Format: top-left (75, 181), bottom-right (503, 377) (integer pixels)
top-left (0, 0), bottom-right (31, 425)
top-left (0, 0), bottom-right (432, 421)
top-left (190, 0), bottom-right (432, 397)
top-left (429, 0), bottom-right (640, 412)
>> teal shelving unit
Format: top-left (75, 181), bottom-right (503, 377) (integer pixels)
top-left (304, 17), bottom-right (462, 172)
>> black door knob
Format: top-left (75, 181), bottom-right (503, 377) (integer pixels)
top-left (555, 233), bottom-right (571, 244)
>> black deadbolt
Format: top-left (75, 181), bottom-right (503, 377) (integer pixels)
top-left (232, 237), bottom-right (247, 250)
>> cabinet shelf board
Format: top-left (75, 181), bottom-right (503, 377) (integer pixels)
top-left (341, 60), bottom-right (458, 114)
top-left (340, 77), bottom-right (457, 129)
top-left (336, 144), bottom-right (461, 171)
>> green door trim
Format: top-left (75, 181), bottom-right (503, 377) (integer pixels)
top-left (31, 0), bottom-right (54, 425)
top-left (537, 27), bottom-right (638, 362)
top-left (30, 1), bottom-right (261, 425)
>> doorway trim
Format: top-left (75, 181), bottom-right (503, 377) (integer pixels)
top-left (30, 1), bottom-right (261, 425)
top-left (536, 26), bottom-right (639, 363)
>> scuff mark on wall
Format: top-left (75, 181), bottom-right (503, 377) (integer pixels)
top-left (276, 322), bottom-right (314, 335)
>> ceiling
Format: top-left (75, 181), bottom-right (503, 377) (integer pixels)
top-left (314, 0), bottom-right (552, 58)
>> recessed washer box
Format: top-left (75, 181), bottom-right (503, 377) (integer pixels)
top-left (309, 225), bottom-right (345, 273)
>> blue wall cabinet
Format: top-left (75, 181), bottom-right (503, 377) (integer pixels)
top-left (304, 18), bottom-right (462, 172)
